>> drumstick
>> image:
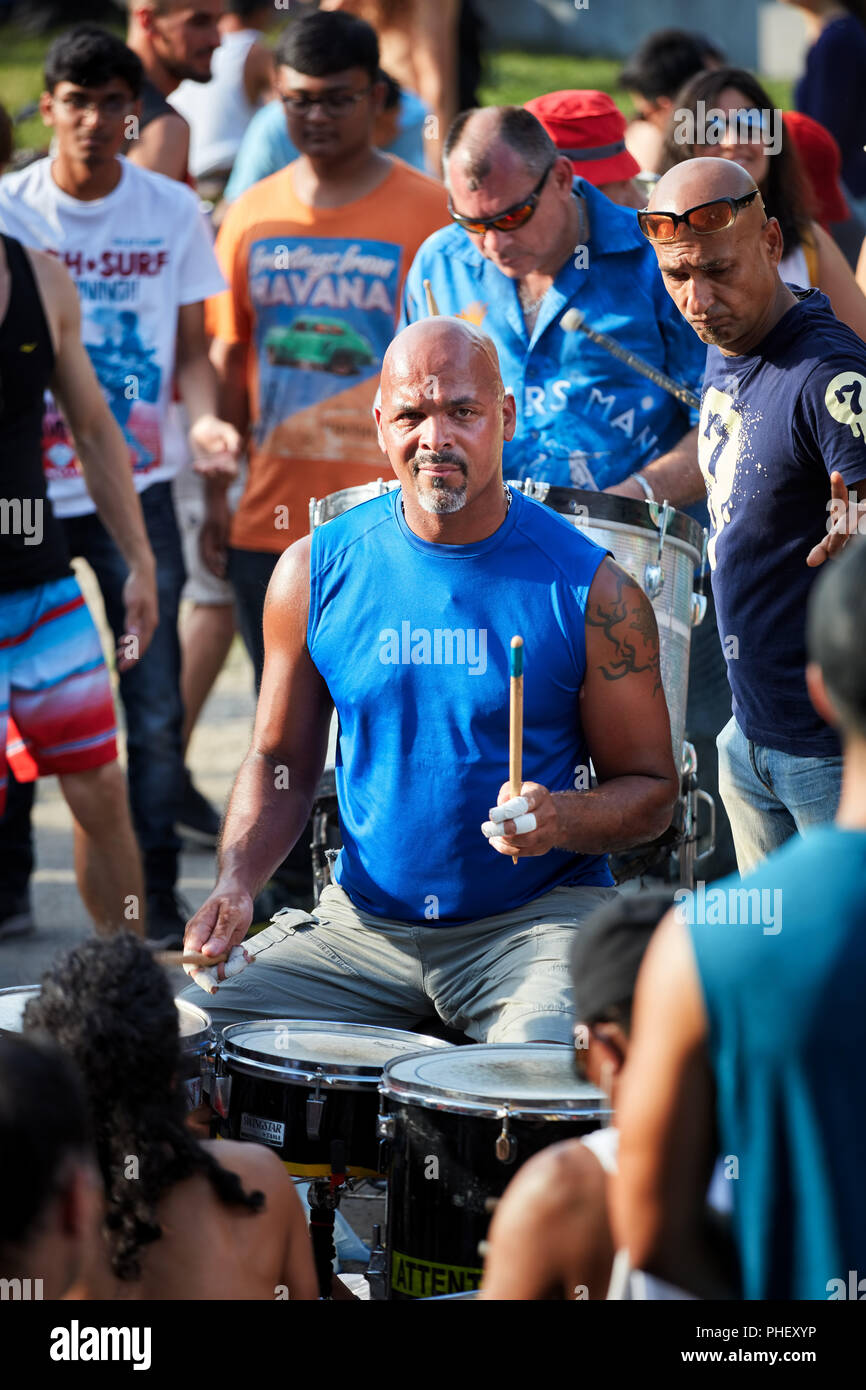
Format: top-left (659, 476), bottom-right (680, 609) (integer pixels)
top-left (560, 308), bottom-right (700, 412)
top-left (509, 636), bottom-right (524, 867)
top-left (155, 949), bottom-right (230, 969)
top-left (423, 278), bottom-right (440, 316)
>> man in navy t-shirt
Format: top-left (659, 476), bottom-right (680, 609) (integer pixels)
top-left (640, 157), bottom-right (866, 873)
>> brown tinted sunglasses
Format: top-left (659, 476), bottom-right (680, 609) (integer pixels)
top-left (638, 190), bottom-right (761, 241)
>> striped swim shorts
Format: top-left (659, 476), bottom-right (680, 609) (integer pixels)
top-left (0, 573), bottom-right (118, 814)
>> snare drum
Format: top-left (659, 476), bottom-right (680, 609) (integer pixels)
top-left (217, 1019), bottom-right (452, 1178)
top-left (175, 998), bottom-right (215, 1109)
top-left (0, 985), bottom-right (214, 1111)
top-left (511, 483), bottom-right (705, 760)
top-left (378, 1043), bottom-right (611, 1299)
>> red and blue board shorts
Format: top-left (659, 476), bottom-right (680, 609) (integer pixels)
top-left (0, 574), bottom-right (118, 815)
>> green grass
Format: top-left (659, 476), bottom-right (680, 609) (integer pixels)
top-left (480, 50), bottom-right (793, 117)
top-left (0, 24), bottom-right (793, 162)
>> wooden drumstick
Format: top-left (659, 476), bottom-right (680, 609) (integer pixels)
top-left (509, 636), bottom-right (524, 867)
top-left (155, 949), bottom-right (230, 969)
top-left (423, 278), bottom-right (440, 316)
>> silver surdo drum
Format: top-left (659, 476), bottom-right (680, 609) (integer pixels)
top-left (216, 1019), bottom-right (452, 1179)
top-left (309, 478), bottom-right (399, 531)
top-left (511, 483), bottom-right (706, 761)
top-left (0, 985), bottom-right (214, 1110)
top-left (378, 1043), bottom-right (611, 1299)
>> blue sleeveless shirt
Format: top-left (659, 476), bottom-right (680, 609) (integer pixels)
top-left (689, 825), bottom-right (866, 1299)
top-left (307, 485), bottom-right (613, 924)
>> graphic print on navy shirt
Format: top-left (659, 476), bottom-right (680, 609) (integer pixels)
top-left (698, 290), bottom-right (866, 754)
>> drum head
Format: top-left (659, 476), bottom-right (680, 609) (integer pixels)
top-left (0, 985), bottom-right (40, 1034)
top-left (381, 1043), bottom-right (610, 1118)
top-left (221, 1019), bottom-right (450, 1084)
top-left (175, 997), bottom-right (213, 1050)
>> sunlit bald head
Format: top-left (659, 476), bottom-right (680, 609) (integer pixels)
top-left (382, 318), bottom-right (504, 405)
top-left (649, 156), bottom-right (760, 217)
top-left (377, 317), bottom-right (515, 517)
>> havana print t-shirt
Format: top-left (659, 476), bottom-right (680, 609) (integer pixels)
top-left (0, 158), bottom-right (225, 518)
top-left (207, 157), bottom-right (448, 552)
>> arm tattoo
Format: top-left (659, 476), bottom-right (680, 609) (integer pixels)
top-left (586, 567), bottom-right (663, 695)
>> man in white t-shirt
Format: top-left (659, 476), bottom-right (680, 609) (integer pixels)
top-left (0, 26), bottom-right (240, 947)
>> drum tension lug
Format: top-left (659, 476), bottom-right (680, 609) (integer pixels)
top-left (306, 1070), bottom-right (325, 1141)
top-left (495, 1108), bottom-right (517, 1165)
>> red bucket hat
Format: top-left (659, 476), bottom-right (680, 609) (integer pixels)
top-left (525, 89), bottom-right (640, 186)
top-left (783, 110), bottom-right (849, 228)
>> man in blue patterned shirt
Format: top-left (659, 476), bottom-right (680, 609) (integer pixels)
top-left (401, 105), bottom-right (707, 504)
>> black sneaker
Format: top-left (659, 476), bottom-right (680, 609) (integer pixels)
top-left (0, 890), bottom-right (35, 941)
top-left (175, 771), bottom-right (221, 849)
top-left (145, 888), bottom-right (192, 951)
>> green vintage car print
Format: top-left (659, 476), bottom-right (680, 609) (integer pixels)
top-left (264, 316), bottom-right (376, 374)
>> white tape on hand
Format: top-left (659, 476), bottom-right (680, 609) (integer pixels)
top-left (488, 796), bottom-right (530, 823)
top-left (186, 945), bottom-right (250, 995)
top-left (481, 812), bottom-right (537, 839)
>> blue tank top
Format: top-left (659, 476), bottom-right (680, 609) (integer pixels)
top-left (308, 485), bottom-right (612, 924)
top-left (688, 825), bottom-right (866, 1299)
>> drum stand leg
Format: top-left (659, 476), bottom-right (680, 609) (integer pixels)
top-left (307, 1141), bottom-right (348, 1300)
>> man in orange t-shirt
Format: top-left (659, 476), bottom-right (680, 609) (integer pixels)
top-left (205, 8), bottom-right (447, 686)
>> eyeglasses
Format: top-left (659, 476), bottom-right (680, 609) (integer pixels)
top-left (637, 190), bottom-right (762, 241)
top-left (54, 93), bottom-right (130, 119)
top-left (448, 161), bottom-right (556, 235)
top-left (281, 87), bottom-right (373, 118)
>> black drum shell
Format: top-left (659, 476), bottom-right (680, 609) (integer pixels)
top-left (221, 1063), bottom-right (382, 1178)
top-left (382, 1095), bottom-right (610, 1299)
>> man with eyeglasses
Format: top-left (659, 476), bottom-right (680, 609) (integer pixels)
top-left (205, 9), bottom-right (447, 691)
top-left (0, 25), bottom-right (239, 947)
top-left (401, 105), bottom-right (706, 505)
top-left (641, 156), bottom-right (866, 873)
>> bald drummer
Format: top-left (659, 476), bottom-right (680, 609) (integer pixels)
top-left (180, 318), bottom-right (678, 1038)
top-left (639, 158), bottom-right (866, 873)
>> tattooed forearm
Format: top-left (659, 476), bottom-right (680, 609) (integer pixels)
top-left (585, 567), bottom-right (663, 694)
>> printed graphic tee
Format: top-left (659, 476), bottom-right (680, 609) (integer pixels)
top-left (699, 289), bottom-right (866, 755)
top-left (0, 158), bottom-right (225, 518)
top-left (208, 157), bottom-right (448, 552)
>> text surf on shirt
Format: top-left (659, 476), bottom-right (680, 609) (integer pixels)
top-left (43, 240), bottom-right (173, 484)
top-left (247, 235), bottom-right (400, 465)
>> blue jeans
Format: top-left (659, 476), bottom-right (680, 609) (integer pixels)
top-left (226, 546), bottom-right (279, 692)
top-left (63, 481), bottom-right (186, 892)
top-left (716, 716), bottom-right (843, 876)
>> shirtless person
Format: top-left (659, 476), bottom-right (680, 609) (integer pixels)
top-left (479, 892), bottom-right (673, 1301)
top-left (181, 318), bottom-right (678, 1041)
top-left (23, 935), bottom-right (317, 1301)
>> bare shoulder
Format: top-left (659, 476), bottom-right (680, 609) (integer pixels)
top-left (263, 535), bottom-right (312, 633)
top-left (495, 1138), bottom-right (606, 1223)
top-left (200, 1137), bottom-right (296, 1204)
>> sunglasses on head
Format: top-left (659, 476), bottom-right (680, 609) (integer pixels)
top-left (448, 160), bottom-right (556, 235)
top-left (637, 190), bottom-right (761, 242)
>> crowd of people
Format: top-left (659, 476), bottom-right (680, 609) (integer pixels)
top-left (1, 0), bottom-right (865, 1303)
